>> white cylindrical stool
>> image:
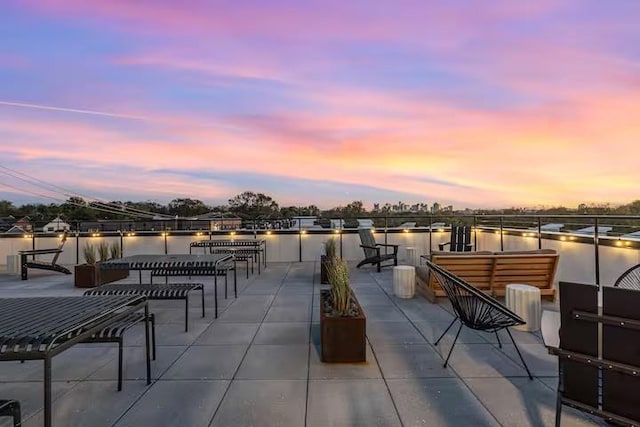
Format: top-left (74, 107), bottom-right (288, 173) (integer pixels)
top-left (6, 255), bottom-right (19, 275)
top-left (505, 284), bottom-right (541, 332)
top-left (393, 265), bottom-right (415, 298)
top-left (405, 247), bottom-right (416, 266)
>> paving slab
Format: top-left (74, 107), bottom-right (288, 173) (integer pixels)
top-left (366, 321), bottom-right (427, 345)
top-left (464, 377), bottom-right (601, 427)
top-left (210, 380), bottom-right (307, 427)
top-left (309, 343), bottom-right (381, 379)
top-left (162, 345), bottom-right (247, 380)
top-left (195, 322), bottom-right (260, 345)
top-left (0, 381), bottom-right (75, 426)
top-left (89, 345), bottom-right (187, 381)
top-left (499, 343), bottom-right (559, 377)
top-left (307, 379), bottom-right (402, 426)
top-left (445, 343), bottom-right (532, 378)
top-left (263, 305), bottom-right (311, 322)
top-left (236, 344), bottom-right (309, 380)
top-left (24, 381), bottom-right (148, 427)
top-left (373, 344), bottom-right (455, 379)
top-left (253, 322), bottom-right (310, 345)
top-left (387, 378), bottom-right (500, 426)
top-left (114, 380), bottom-right (228, 427)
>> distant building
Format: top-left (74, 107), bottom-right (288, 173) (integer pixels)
top-left (432, 202), bottom-right (441, 213)
top-left (290, 216), bottom-right (318, 229)
top-left (42, 216), bottom-right (71, 232)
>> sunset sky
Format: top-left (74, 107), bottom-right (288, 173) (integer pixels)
top-left (1, 0), bottom-right (639, 209)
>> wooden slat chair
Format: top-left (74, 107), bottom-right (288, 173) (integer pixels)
top-left (438, 226), bottom-right (473, 252)
top-left (18, 232), bottom-right (72, 280)
top-left (491, 251), bottom-right (559, 298)
top-left (0, 400), bottom-right (21, 427)
top-left (425, 260), bottom-right (533, 379)
top-left (356, 228), bottom-right (398, 273)
top-left (614, 264), bottom-right (640, 290)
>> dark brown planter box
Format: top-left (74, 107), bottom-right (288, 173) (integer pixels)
top-left (320, 289), bottom-right (366, 363)
top-left (320, 255), bottom-right (330, 284)
top-left (98, 262), bottom-right (129, 285)
top-left (74, 264), bottom-right (98, 288)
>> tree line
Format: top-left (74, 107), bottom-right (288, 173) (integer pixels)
top-left (1, 192), bottom-right (640, 223)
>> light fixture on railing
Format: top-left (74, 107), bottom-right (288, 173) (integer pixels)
top-left (23, 234), bottom-right (31, 239)
top-left (560, 236), bottom-right (567, 241)
top-left (161, 232), bottom-right (168, 237)
top-left (333, 229), bottom-right (340, 234)
top-left (300, 230), bottom-right (307, 235)
top-left (403, 228), bottom-right (409, 233)
top-left (92, 233), bottom-right (101, 237)
top-left (196, 231), bottom-right (203, 236)
top-left (266, 230), bottom-right (272, 235)
top-left (127, 232), bottom-right (136, 237)
top-left (230, 231), bottom-right (236, 236)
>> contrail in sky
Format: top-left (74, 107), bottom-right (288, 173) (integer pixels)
top-left (0, 100), bottom-right (147, 120)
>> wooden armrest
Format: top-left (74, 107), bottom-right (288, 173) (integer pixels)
top-left (360, 244), bottom-right (378, 250)
top-left (438, 242), bottom-right (451, 251)
top-left (19, 249), bottom-right (63, 256)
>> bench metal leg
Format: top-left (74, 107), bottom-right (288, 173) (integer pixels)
top-left (118, 338), bottom-right (124, 391)
top-left (201, 287), bottom-right (205, 318)
top-left (214, 275), bottom-right (218, 318)
top-left (224, 273), bottom-right (228, 299)
top-left (184, 294), bottom-right (189, 332)
top-left (44, 356), bottom-right (52, 427)
top-left (144, 305), bottom-right (151, 385)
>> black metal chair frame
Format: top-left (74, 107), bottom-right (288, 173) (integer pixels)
top-left (438, 226), bottom-right (473, 252)
top-left (356, 228), bottom-right (398, 272)
top-left (81, 312), bottom-right (156, 391)
top-left (85, 283), bottom-right (203, 332)
top-left (18, 232), bottom-right (72, 280)
top-left (0, 400), bottom-right (21, 427)
top-left (425, 260), bottom-right (533, 379)
top-left (614, 263), bottom-right (640, 290)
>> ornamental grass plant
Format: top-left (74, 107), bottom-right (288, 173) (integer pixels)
top-left (326, 258), bottom-right (351, 315)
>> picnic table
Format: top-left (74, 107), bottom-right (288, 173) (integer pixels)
top-left (100, 254), bottom-right (235, 317)
top-left (0, 295), bottom-right (149, 427)
top-left (190, 239), bottom-right (267, 272)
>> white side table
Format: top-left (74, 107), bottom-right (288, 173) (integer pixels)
top-left (393, 265), bottom-right (415, 298)
top-left (405, 247), bottom-right (416, 266)
top-left (505, 284), bottom-right (541, 332)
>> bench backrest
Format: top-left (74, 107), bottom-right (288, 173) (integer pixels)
top-left (491, 253), bottom-right (559, 293)
top-left (429, 254), bottom-right (495, 292)
top-left (429, 250), bottom-right (559, 295)
top-left (51, 232), bottom-right (69, 264)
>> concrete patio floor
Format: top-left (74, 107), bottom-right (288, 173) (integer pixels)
top-left (0, 262), bottom-right (604, 427)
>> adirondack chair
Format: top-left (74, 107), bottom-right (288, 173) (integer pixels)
top-left (356, 228), bottom-right (398, 273)
top-left (438, 226), bottom-right (473, 252)
top-left (18, 231), bottom-right (72, 280)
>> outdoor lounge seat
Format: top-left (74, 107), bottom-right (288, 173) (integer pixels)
top-left (614, 263), bottom-right (640, 290)
top-left (425, 260), bottom-right (533, 379)
top-left (85, 282), bottom-right (203, 332)
top-left (356, 228), bottom-right (398, 273)
top-left (80, 312), bottom-right (156, 391)
top-left (18, 231), bottom-right (72, 280)
top-left (438, 226), bottom-right (473, 251)
top-left (0, 400), bottom-right (21, 427)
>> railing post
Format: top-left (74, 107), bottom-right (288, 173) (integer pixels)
top-left (75, 230), bottom-right (80, 264)
top-left (537, 217), bottom-right (542, 249)
top-left (473, 216), bottom-right (478, 249)
top-left (298, 221), bottom-right (302, 262)
top-left (119, 230), bottom-right (124, 258)
top-left (594, 217), bottom-right (600, 288)
top-left (428, 215), bottom-right (433, 254)
top-left (499, 216), bottom-right (504, 251)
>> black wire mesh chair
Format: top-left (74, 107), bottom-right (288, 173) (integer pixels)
top-left (425, 260), bottom-right (533, 379)
top-left (614, 264), bottom-right (640, 290)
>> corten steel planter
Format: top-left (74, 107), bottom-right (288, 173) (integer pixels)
top-left (74, 264), bottom-right (98, 288)
top-left (320, 289), bottom-right (366, 363)
top-left (97, 262), bottom-right (129, 285)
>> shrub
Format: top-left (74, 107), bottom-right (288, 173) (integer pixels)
top-left (325, 237), bottom-right (337, 259)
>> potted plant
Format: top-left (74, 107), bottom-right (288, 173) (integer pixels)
top-left (97, 242), bottom-right (129, 285)
top-left (320, 258), bottom-right (367, 363)
top-left (75, 242), bottom-right (98, 288)
top-left (320, 237), bottom-right (337, 284)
